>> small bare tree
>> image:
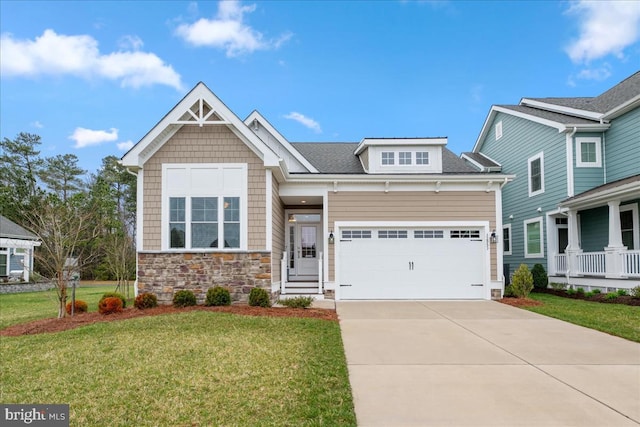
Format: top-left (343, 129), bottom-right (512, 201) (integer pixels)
top-left (25, 194), bottom-right (101, 318)
top-left (103, 228), bottom-right (136, 299)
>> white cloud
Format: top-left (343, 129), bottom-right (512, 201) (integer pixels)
top-left (31, 121), bottom-right (43, 129)
top-left (70, 127), bottom-right (118, 148)
top-left (284, 112), bottom-right (321, 133)
top-left (175, 0), bottom-right (291, 57)
top-left (117, 140), bottom-right (135, 151)
top-left (565, 1), bottom-right (640, 63)
top-left (0, 29), bottom-right (184, 90)
top-left (118, 35), bottom-right (144, 51)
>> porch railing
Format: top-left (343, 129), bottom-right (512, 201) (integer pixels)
top-left (554, 254), bottom-right (567, 275)
top-left (577, 252), bottom-right (607, 276)
top-left (622, 250), bottom-right (640, 277)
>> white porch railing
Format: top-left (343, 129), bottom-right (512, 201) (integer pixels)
top-left (554, 254), bottom-right (567, 275)
top-left (280, 250), bottom-right (324, 295)
top-left (577, 252), bottom-right (607, 276)
top-left (622, 250), bottom-right (640, 277)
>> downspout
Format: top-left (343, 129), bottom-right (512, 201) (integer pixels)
top-left (602, 131), bottom-right (607, 184)
top-left (125, 167), bottom-right (140, 297)
top-left (566, 127), bottom-right (577, 198)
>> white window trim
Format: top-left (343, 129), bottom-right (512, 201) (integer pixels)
top-left (415, 151), bottom-right (430, 165)
top-left (620, 203), bottom-right (639, 249)
top-left (503, 223), bottom-right (512, 255)
top-left (528, 152), bottom-right (545, 197)
top-left (495, 121), bottom-right (503, 140)
top-left (524, 217), bottom-right (544, 258)
top-left (398, 151), bottom-right (412, 165)
top-left (161, 163), bottom-right (248, 251)
top-left (575, 137), bottom-right (602, 167)
top-left (381, 151), bottom-right (395, 166)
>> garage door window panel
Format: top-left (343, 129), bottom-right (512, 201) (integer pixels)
top-left (378, 230), bottom-right (408, 239)
top-left (414, 230), bottom-right (444, 239)
top-left (342, 230), bottom-right (372, 239)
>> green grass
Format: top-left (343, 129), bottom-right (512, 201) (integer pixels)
top-left (526, 293), bottom-right (640, 342)
top-left (1, 311), bottom-right (356, 426)
top-left (0, 284), bottom-right (121, 329)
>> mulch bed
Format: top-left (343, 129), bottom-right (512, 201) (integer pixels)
top-left (498, 298), bottom-right (544, 308)
top-left (0, 305), bottom-right (338, 337)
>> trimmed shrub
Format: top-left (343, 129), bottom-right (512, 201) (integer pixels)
top-left (631, 286), bottom-right (640, 298)
top-left (576, 287), bottom-right (585, 296)
top-left (510, 264), bottom-right (534, 298)
top-left (205, 286), bottom-right (231, 306)
top-left (616, 288), bottom-right (628, 296)
top-left (584, 291), bottom-right (594, 298)
top-left (134, 293), bottom-right (158, 310)
top-left (531, 263), bottom-right (548, 290)
top-left (173, 290), bottom-right (197, 307)
top-left (99, 297), bottom-right (123, 315)
top-left (99, 292), bottom-right (127, 309)
top-left (65, 300), bottom-right (88, 315)
top-left (605, 292), bottom-right (618, 301)
top-left (592, 288), bottom-right (602, 294)
top-left (549, 282), bottom-right (566, 291)
top-left (248, 287), bottom-right (271, 307)
top-left (503, 285), bottom-right (516, 298)
top-left (279, 296), bottom-right (314, 308)
top-left (566, 288), bottom-right (577, 296)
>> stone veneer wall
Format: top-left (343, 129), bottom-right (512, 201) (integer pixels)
top-left (138, 251), bottom-right (272, 304)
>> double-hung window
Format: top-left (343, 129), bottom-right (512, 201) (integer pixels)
top-left (164, 164), bottom-right (246, 250)
top-left (576, 137), bottom-right (602, 167)
top-left (399, 152), bottom-right (412, 165)
top-left (503, 224), bottom-right (511, 255)
top-left (524, 217), bottom-right (544, 258)
top-left (415, 151), bottom-right (429, 165)
top-left (528, 152), bottom-right (544, 196)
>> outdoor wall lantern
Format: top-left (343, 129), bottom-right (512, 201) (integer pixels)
top-left (490, 230), bottom-right (498, 244)
top-left (328, 230), bottom-right (335, 245)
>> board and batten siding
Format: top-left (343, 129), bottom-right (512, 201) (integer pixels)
top-left (579, 206), bottom-right (609, 252)
top-left (271, 177), bottom-right (285, 283)
top-left (327, 190), bottom-right (498, 281)
top-left (604, 107), bottom-right (640, 182)
top-left (142, 125), bottom-right (267, 251)
top-left (479, 112), bottom-right (568, 271)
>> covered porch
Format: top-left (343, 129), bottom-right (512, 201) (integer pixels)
top-left (548, 175), bottom-right (640, 290)
top-left (277, 190), bottom-right (328, 299)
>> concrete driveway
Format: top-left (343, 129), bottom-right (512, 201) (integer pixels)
top-left (336, 300), bottom-right (640, 427)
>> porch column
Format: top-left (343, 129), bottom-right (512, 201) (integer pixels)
top-left (565, 209), bottom-right (582, 277)
top-left (605, 200), bottom-right (625, 278)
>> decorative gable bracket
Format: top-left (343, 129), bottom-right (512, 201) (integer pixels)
top-left (174, 98), bottom-right (229, 127)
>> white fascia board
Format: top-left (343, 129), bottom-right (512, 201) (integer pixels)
top-left (282, 171), bottom-right (514, 185)
top-left (602, 95), bottom-right (640, 120)
top-left (0, 238), bottom-right (41, 248)
top-left (559, 123), bottom-right (610, 133)
top-left (460, 153), bottom-right (501, 172)
top-left (560, 182), bottom-right (640, 210)
top-left (521, 98), bottom-right (603, 120)
top-left (355, 137), bottom-right (447, 155)
top-left (122, 82), bottom-right (279, 168)
top-left (493, 106), bottom-right (566, 131)
top-left (471, 108), bottom-right (497, 153)
top-left (244, 111), bottom-right (318, 172)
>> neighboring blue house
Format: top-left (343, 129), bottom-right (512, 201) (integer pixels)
top-left (0, 215), bottom-right (41, 282)
top-left (463, 71), bottom-right (640, 291)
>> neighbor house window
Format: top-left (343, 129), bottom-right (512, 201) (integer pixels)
top-left (576, 137), bottom-right (602, 167)
top-left (415, 151), bottom-right (429, 165)
top-left (528, 152), bottom-right (544, 196)
top-left (163, 164), bottom-right (246, 250)
top-left (381, 152), bottom-right (395, 165)
top-left (399, 152), bottom-right (412, 165)
top-left (620, 204), bottom-right (638, 250)
top-left (524, 217), bottom-right (544, 258)
top-left (495, 121), bottom-right (503, 140)
top-left (503, 224), bottom-right (512, 255)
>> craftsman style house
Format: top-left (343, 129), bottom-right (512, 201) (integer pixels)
top-left (465, 71), bottom-right (640, 291)
top-left (121, 82), bottom-right (511, 303)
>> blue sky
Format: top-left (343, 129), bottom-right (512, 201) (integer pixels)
top-left (1, 0), bottom-right (639, 176)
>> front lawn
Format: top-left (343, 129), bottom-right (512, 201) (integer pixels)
top-left (526, 293), bottom-right (640, 342)
top-left (0, 311), bottom-right (356, 426)
top-left (0, 284), bottom-right (118, 329)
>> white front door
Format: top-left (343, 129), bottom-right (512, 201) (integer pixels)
top-left (287, 213), bottom-right (321, 281)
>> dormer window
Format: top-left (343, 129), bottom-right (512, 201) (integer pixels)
top-left (399, 152), bottom-right (412, 165)
top-left (382, 152), bottom-right (395, 165)
top-left (416, 151), bottom-right (429, 165)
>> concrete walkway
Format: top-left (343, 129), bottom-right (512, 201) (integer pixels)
top-left (336, 300), bottom-right (640, 427)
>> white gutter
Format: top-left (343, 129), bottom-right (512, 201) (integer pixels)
top-left (566, 127), bottom-right (577, 197)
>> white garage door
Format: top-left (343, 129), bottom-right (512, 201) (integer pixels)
top-left (338, 227), bottom-right (486, 299)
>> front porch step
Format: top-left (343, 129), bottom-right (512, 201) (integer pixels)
top-left (282, 287), bottom-right (321, 294)
top-left (279, 293), bottom-right (325, 300)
